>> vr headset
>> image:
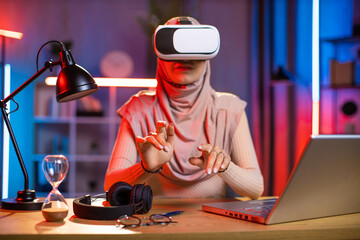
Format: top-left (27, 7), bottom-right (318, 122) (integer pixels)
top-left (154, 25), bottom-right (220, 60)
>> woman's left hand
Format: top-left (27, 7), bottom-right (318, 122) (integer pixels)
top-left (188, 144), bottom-right (230, 174)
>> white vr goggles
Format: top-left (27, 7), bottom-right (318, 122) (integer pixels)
top-left (154, 25), bottom-right (220, 60)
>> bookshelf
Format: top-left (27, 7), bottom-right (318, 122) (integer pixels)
top-left (32, 83), bottom-right (141, 197)
top-left (320, 36), bottom-right (360, 134)
top-left (322, 36), bottom-right (360, 88)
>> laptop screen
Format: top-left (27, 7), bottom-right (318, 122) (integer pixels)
top-left (267, 134), bottom-right (360, 224)
top-left (202, 135), bottom-right (360, 224)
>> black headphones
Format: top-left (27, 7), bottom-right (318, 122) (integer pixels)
top-left (73, 182), bottom-right (153, 220)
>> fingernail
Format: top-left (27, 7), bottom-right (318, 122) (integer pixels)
top-left (159, 145), bottom-right (164, 150)
top-left (207, 168), bottom-right (212, 175)
top-left (213, 168), bottom-right (218, 173)
top-left (198, 145), bottom-right (202, 150)
top-left (164, 146), bottom-right (169, 152)
top-left (221, 164), bottom-right (225, 169)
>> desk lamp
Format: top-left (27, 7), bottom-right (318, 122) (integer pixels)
top-left (0, 29), bottom-right (23, 201)
top-left (0, 40), bottom-right (98, 210)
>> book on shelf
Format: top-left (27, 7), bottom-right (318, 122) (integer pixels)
top-left (34, 84), bottom-right (54, 116)
top-left (76, 95), bottom-right (103, 117)
top-left (49, 97), bottom-right (72, 118)
top-left (35, 84), bottom-right (72, 117)
top-left (329, 59), bottom-right (355, 87)
top-left (355, 60), bottom-right (360, 86)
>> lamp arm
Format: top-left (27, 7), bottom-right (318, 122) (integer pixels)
top-left (0, 60), bottom-right (60, 191)
top-left (0, 107), bottom-right (29, 190)
top-left (2, 60), bottom-right (60, 104)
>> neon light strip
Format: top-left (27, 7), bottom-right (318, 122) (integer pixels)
top-left (312, 0), bottom-right (320, 135)
top-left (0, 29), bottom-right (23, 39)
top-left (45, 77), bottom-right (158, 88)
top-left (2, 64), bottom-right (11, 198)
top-left (312, 101), bottom-right (319, 136)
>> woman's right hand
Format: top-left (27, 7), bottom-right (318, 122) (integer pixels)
top-left (135, 121), bottom-right (175, 172)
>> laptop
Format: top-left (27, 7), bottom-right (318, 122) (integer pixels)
top-left (202, 134), bottom-right (360, 224)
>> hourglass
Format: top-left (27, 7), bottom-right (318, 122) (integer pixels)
top-left (41, 155), bottom-right (69, 222)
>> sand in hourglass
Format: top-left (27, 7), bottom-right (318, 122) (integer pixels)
top-left (42, 208), bottom-right (68, 222)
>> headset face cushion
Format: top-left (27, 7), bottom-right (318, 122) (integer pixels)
top-left (131, 184), bottom-right (143, 205)
top-left (108, 182), bottom-right (132, 206)
top-left (132, 184), bottom-right (153, 214)
top-left (142, 185), bottom-right (153, 213)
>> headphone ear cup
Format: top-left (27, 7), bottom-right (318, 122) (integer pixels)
top-left (108, 182), bottom-right (133, 206)
top-left (131, 184), bottom-right (153, 214)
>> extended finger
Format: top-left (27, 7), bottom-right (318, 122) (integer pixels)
top-left (212, 152), bottom-right (226, 173)
top-left (135, 136), bottom-right (146, 150)
top-left (198, 144), bottom-right (211, 157)
top-left (135, 136), bottom-right (146, 143)
top-left (166, 123), bottom-right (175, 146)
top-left (197, 144), bottom-right (213, 154)
top-left (155, 121), bottom-right (169, 151)
top-left (205, 146), bottom-right (222, 174)
top-left (156, 121), bottom-right (167, 137)
top-left (144, 135), bottom-right (164, 150)
top-left (149, 131), bottom-right (167, 151)
top-left (206, 146), bottom-right (223, 174)
top-left (148, 131), bottom-right (157, 137)
top-left (219, 153), bottom-right (231, 172)
top-left (196, 144), bottom-right (212, 172)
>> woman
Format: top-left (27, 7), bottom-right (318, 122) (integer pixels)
top-left (104, 16), bottom-right (264, 199)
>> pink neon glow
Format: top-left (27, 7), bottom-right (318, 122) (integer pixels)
top-left (0, 29), bottom-right (23, 39)
top-left (312, 101), bottom-right (319, 135)
top-left (272, 84), bottom-right (291, 196)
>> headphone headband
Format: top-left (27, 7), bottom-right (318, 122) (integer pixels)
top-left (73, 194), bottom-right (136, 220)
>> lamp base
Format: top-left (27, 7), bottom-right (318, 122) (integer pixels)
top-left (1, 189), bottom-right (45, 210)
